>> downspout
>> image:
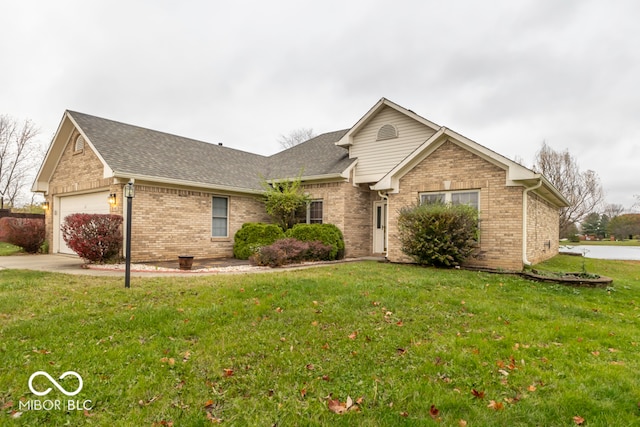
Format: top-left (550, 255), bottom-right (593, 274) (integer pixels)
top-left (378, 191), bottom-right (389, 259)
top-left (522, 177), bottom-right (543, 267)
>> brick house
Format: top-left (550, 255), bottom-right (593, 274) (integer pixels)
top-left (32, 98), bottom-right (568, 270)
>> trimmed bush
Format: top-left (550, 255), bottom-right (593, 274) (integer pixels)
top-left (233, 222), bottom-right (285, 260)
top-left (398, 202), bottom-right (479, 267)
top-left (249, 238), bottom-right (332, 267)
top-left (285, 223), bottom-right (345, 260)
top-left (61, 214), bottom-right (123, 263)
top-left (0, 217), bottom-right (45, 253)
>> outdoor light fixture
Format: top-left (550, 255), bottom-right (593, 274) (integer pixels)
top-left (124, 180), bottom-right (135, 289)
top-left (108, 193), bottom-right (117, 207)
top-left (42, 201), bottom-right (49, 210)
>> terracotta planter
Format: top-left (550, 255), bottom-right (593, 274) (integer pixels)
top-left (178, 255), bottom-right (194, 270)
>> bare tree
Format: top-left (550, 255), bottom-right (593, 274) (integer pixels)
top-left (535, 142), bottom-right (604, 237)
top-left (278, 128), bottom-right (316, 150)
top-left (0, 115), bottom-right (40, 208)
top-left (603, 203), bottom-right (626, 219)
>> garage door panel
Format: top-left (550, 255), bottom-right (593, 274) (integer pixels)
top-left (59, 192), bottom-right (110, 254)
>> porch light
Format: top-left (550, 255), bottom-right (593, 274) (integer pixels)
top-left (108, 193), bottom-right (117, 207)
top-left (42, 201), bottom-right (49, 210)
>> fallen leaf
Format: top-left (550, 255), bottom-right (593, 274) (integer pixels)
top-left (396, 321), bottom-right (404, 327)
top-left (400, 411), bottom-right (409, 417)
top-left (223, 368), bottom-right (234, 377)
top-left (528, 384), bottom-right (537, 392)
top-left (396, 348), bottom-right (406, 356)
top-left (306, 363), bottom-right (314, 370)
top-left (459, 420), bottom-right (468, 427)
top-left (471, 389), bottom-right (485, 399)
top-left (182, 351), bottom-right (191, 362)
top-left (2, 401), bottom-right (13, 410)
top-left (83, 409), bottom-right (95, 417)
top-left (327, 398), bottom-right (347, 414)
top-left (348, 331), bottom-right (358, 340)
top-left (591, 351), bottom-right (600, 356)
top-left (498, 369), bottom-right (510, 376)
top-left (429, 404), bottom-right (440, 419)
top-left (300, 388), bottom-right (307, 398)
top-left (573, 415), bottom-right (585, 425)
top-left (11, 411), bottom-right (23, 418)
top-left (488, 400), bottom-right (504, 410)
top-left (275, 307), bottom-right (283, 313)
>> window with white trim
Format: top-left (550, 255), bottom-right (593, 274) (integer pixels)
top-left (308, 200), bottom-right (323, 224)
top-left (420, 190), bottom-right (479, 211)
top-left (212, 196), bottom-right (228, 237)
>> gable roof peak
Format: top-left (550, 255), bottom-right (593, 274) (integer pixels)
top-left (336, 98), bottom-right (440, 147)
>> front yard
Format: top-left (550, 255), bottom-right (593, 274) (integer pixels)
top-left (1, 256), bottom-right (639, 425)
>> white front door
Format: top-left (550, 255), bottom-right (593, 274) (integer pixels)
top-left (373, 200), bottom-right (387, 253)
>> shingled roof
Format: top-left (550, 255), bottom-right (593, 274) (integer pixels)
top-left (67, 111), bottom-right (354, 192)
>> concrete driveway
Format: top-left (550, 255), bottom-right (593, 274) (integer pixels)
top-left (0, 254), bottom-right (187, 277)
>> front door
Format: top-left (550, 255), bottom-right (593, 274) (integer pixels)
top-left (373, 200), bottom-right (387, 253)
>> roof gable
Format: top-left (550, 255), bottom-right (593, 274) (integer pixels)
top-left (336, 98), bottom-right (440, 148)
top-left (372, 126), bottom-right (569, 207)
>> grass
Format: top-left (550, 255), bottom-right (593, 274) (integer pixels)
top-left (0, 256), bottom-right (639, 425)
top-left (0, 242), bottom-right (21, 256)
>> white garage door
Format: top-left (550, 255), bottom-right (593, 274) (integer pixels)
top-left (58, 192), bottom-right (110, 254)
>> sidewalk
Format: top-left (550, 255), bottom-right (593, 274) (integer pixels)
top-left (0, 254), bottom-right (386, 277)
top-left (0, 254), bottom-right (232, 277)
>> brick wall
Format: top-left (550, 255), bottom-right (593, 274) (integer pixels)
top-left (302, 181), bottom-right (374, 257)
top-left (526, 192), bottom-right (561, 264)
top-left (386, 140), bottom-right (527, 271)
top-left (128, 185), bottom-right (269, 261)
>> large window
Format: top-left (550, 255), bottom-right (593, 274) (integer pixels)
top-left (212, 196), bottom-right (228, 237)
top-left (420, 190), bottom-right (479, 211)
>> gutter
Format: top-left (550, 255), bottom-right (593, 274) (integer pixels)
top-left (522, 177), bottom-right (543, 266)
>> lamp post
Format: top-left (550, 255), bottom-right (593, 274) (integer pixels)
top-left (123, 180), bottom-right (135, 288)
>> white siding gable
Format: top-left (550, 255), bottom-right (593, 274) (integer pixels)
top-left (350, 106), bottom-right (436, 184)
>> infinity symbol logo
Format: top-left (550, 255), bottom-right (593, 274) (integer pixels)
top-left (28, 371), bottom-right (83, 397)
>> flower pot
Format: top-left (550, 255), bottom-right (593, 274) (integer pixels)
top-left (178, 255), bottom-right (194, 270)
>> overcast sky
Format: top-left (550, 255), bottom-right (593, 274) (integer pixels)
top-left (2, 0), bottom-right (639, 210)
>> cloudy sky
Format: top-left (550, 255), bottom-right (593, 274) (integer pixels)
top-left (1, 0), bottom-right (639, 210)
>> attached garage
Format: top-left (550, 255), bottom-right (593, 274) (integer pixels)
top-left (56, 191), bottom-right (110, 254)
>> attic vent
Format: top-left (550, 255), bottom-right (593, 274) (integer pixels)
top-left (377, 124), bottom-right (398, 141)
top-left (74, 135), bottom-right (85, 152)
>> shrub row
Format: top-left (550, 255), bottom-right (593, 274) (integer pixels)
top-left (234, 222), bottom-right (345, 262)
top-left (0, 217), bottom-right (45, 253)
top-left (249, 238), bottom-right (333, 267)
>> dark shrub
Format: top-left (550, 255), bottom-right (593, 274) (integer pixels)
top-left (0, 217), bottom-right (45, 253)
top-left (61, 214), bottom-right (123, 263)
top-left (250, 238), bottom-right (332, 267)
top-left (233, 222), bottom-right (285, 260)
top-left (398, 202), bottom-right (479, 267)
top-left (285, 223), bottom-right (345, 260)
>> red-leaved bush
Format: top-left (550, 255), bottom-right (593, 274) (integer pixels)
top-left (249, 237), bottom-right (332, 267)
top-left (0, 217), bottom-right (45, 253)
top-left (61, 214), bottom-right (123, 263)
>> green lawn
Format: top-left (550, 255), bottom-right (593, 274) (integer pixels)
top-left (1, 256), bottom-right (639, 426)
top-left (0, 242), bottom-right (21, 256)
